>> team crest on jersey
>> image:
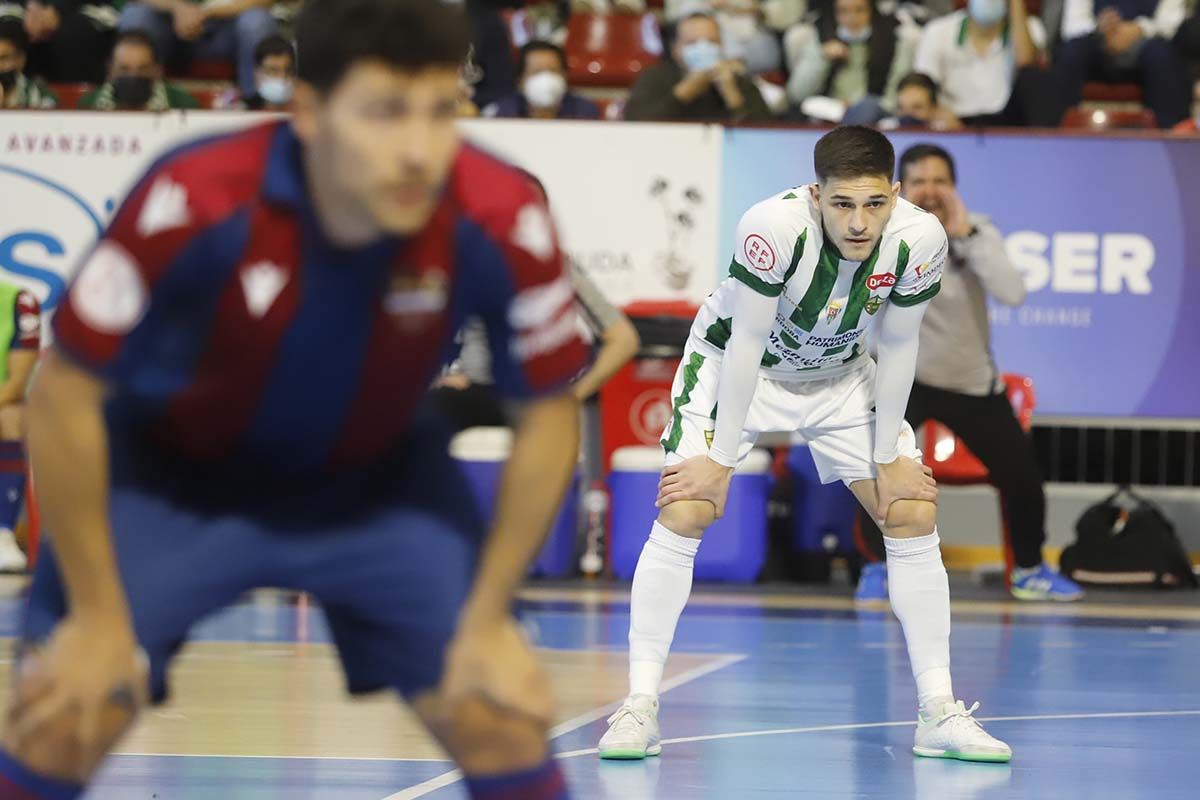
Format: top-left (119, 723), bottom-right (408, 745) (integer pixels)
top-left (704, 429), bottom-right (714, 449)
top-left (384, 270), bottom-right (448, 331)
top-left (865, 296), bottom-right (883, 315)
top-left (826, 301), bottom-right (842, 323)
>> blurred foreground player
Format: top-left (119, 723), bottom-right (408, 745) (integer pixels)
top-left (0, 1), bottom-right (586, 798)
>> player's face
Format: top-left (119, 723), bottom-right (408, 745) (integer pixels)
top-left (811, 175), bottom-right (899, 262)
top-left (900, 157), bottom-right (954, 227)
top-left (295, 61), bottom-right (461, 238)
top-left (111, 42), bottom-right (160, 80)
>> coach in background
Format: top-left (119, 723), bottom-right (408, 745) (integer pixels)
top-left (855, 143), bottom-right (1085, 604)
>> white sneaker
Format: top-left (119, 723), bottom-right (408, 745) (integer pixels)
top-left (0, 528), bottom-right (27, 573)
top-left (913, 700), bottom-right (1012, 763)
top-left (598, 694), bottom-right (661, 760)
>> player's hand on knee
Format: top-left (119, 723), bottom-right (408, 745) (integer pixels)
top-left (7, 615), bottom-right (146, 775)
top-left (873, 456), bottom-right (937, 523)
top-left (657, 456), bottom-right (735, 517)
top-left (439, 615), bottom-right (555, 727)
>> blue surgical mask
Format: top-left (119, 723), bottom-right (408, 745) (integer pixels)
top-left (968, 0), bottom-right (1008, 26)
top-left (680, 39), bottom-right (722, 73)
top-left (837, 25), bottom-right (872, 44)
top-left (257, 77), bottom-right (294, 106)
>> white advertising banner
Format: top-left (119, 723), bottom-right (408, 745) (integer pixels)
top-left (0, 112), bottom-right (723, 317)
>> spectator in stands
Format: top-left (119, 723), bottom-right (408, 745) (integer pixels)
top-left (117, 0), bottom-right (277, 98)
top-left (625, 11), bottom-right (771, 122)
top-left (1170, 78), bottom-right (1199, 132)
top-left (785, 0), bottom-right (917, 124)
top-left (0, 25), bottom-right (57, 108)
top-left (0, 1), bottom-right (115, 83)
top-left (667, 0), bottom-right (783, 74)
top-left (914, 0), bottom-right (1059, 126)
top-left (880, 71), bottom-right (963, 128)
top-left (466, 0), bottom-right (517, 110)
top-left (854, 143), bottom-right (1085, 604)
top-left (484, 40), bottom-right (600, 119)
top-left (1045, 0), bottom-right (1190, 128)
top-left (79, 29), bottom-right (198, 110)
top-left (216, 33), bottom-right (294, 111)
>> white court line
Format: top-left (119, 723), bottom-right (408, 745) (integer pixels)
top-left (553, 709), bottom-right (1200, 759)
top-left (113, 752), bottom-right (451, 762)
top-left (380, 653), bottom-right (747, 800)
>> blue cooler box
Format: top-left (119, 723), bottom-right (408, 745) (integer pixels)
top-left (608, 446), bottom-right (770, 583)
top-left (450, 427), bottom-right (579, 578)
top-left (787, 444), bottom-right (858, 555)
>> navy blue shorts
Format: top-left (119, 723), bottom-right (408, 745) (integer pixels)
top-left (21, 434), bottom-right (483, 702)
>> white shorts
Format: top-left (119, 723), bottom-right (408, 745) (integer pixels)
top-left (659, 347), bottom-right (921, 486)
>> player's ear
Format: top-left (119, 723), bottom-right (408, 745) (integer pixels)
top-left (291, 82), bottom-right (320, 142)
top-left (891, 181), bottom-right (901, 206)
top-left (808, 183), bottom-right (820, 205)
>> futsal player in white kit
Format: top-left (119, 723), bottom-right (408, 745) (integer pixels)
top-left (599, 126), bottom-right (1011, 764)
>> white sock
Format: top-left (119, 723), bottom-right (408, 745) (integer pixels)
top-left (884, 529), bottom-right (954, 714)
top-left (628, 521), bottom-right (700, 697)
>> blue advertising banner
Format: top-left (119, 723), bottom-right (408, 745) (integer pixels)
top-left (721, 129), bottom-right (1200, 420)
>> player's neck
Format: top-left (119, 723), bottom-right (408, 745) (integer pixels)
top-left (304, 152), bottom-right (386, 249)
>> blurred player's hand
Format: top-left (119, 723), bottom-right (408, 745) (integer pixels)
top-left (173, 3), bottom-right (207, 40)
top-left (6, 615), bottom-right (146, 776)
top-left (439, 615), bottom-right (555, 725)
top-left (937, 186), bottom-right (972, 239)
top-left (874, 456), bottom-right (937, 523)
top-left (656, 455), bottom-right (735, 517)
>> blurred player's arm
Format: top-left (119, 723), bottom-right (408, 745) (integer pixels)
top-left (0, 352), bottom-right (37, 406)
top-left (567, 265), bottom-right (639, 401)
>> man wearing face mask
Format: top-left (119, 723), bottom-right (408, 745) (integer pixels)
top-left (786, 0), bottom-right (916, 124)
top-left (914, 0), bottom-right (1059, 127)
top-left (624, 12), bottom-right (771, 123)
top-left (79, 29), bottom-right (199, 110)
top-left (0, 25), bottom-right (58, 109)
top-left (483, 41), bottom-right (599, 120)
top-left (219, 34), bottom-right (295, 111)
top-left (880, 72), bottom-right (963, 129)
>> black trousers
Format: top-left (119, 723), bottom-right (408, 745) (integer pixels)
top-left (1053, 33), bottom-right (1190, 128)
top-left (856, 381), bottom-right (1047, 570)
top-left (960, 67), bottom-right (1063, 128)
top-left (23, 10), bottom-right (114, 84)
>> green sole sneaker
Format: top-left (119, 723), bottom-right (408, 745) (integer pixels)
top-left (913, 746), bottom-right (1012, 763)
top-left (599, 746), bottom-right (662, 760)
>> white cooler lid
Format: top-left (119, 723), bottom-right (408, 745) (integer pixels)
top-left (610, 446), bottom-right (771, 475)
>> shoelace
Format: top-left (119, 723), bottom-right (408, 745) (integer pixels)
top-left (607, 704), bottom-right (648, 731)
top-left (938, 701), bottom-right (984, 732)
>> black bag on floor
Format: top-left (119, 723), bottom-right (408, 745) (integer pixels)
top-left (1059, 487), bottom-right (1198, 589)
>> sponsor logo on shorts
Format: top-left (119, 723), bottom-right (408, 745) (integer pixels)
top-left (866, 273), bottom-right (896, 291)
top-left (743, 234), bottom-right (776, 271)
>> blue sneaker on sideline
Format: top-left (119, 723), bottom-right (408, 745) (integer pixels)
top-left (855, 562), bottom-right (888, 603)
top-left (1010, 563), bottom-right (1084, 602)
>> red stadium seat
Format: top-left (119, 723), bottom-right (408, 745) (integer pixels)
top-left (922, 374), bottom-right (1036, 579)
top-left (1061, 106), bottom-right (1157, 129)
top-left (48, 83), bottom-right (92, 109)
top-left (188, 87), bottom-right (222, 109)
top-left (1082, 82), bottom-right (1143, 103)
top-left (170, 58), bottom-right (236, 82)
top-left (565, 13), bottom-right (663, 88)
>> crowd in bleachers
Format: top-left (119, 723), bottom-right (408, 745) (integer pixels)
top-left (1, 0), bottom-right (1198, 130)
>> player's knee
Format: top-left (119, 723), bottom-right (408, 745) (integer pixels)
top-left (884, 499), bottom-right (937, 538)
top-left (1, 701), bottom-right (135, 782)
top-left (428, 696), bottom-right (548, 775)
top-left (657, 500), bottom-right (714, 539)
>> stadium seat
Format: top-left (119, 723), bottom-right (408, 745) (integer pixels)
top-left (1061, 106), bottom-right (1157, 129)
top-left (1082, 82), bottom-right (1143, 104)
top-left (922, 374), bottom-right (1036, 578)
top-left (170, 58), bottom-right (235, 82)
top-left (565, 13), bottom-right (663, 88)
top-left (48, 83), bottom-right (92, 109)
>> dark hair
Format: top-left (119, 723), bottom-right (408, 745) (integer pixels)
top-left (898, 143), bottom-right (957, 184)
top-left (254, 34), bottom-right (296, 68)
top-left (518, 40), bottom-right (566, 76)
top-left (896, 72), bottom-right (938, 105)
top-left (296, 0), bottom-right (471, 93)
top-left (813, 125), bottom-right (895, 184)
top-left (0, 23), bottom-right (28, 56)
top-left (114, 29), bottom-right (160, 64)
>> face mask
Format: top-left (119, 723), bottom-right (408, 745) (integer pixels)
top-left (257, 77), bottom-right (294, 106)
top-left (680, 39), bottom-right (722, 73)
top-left (968, 0), bottom-right (1008, 26)
top-left (112, 75), bottom-right (154, 108)
top-left (0, 70), bottom-right (17, 92)
top-left (522, 70), bottom-right (567, 110)
top-left (837, 25), bottom-right (872, 44)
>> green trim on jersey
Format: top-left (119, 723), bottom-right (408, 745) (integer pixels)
top-left (782, 228), bottom-right (808, 284)
top-left (789, 241), bottom-right (841, 332)
top-left (834, 244), bottom-right (882, 335)
top-left (894, 240), bottom-right (912, 280)
top-left (729, 259), bottom-right (785, 297)
top-left (761, 351), bottom-right (782, 368)
top-left (661, 352), bottom-right (706, 454)
top-left (891, 281), bottom-right (942, 307)
top-left (704, 317), bottom-right (733, 349)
